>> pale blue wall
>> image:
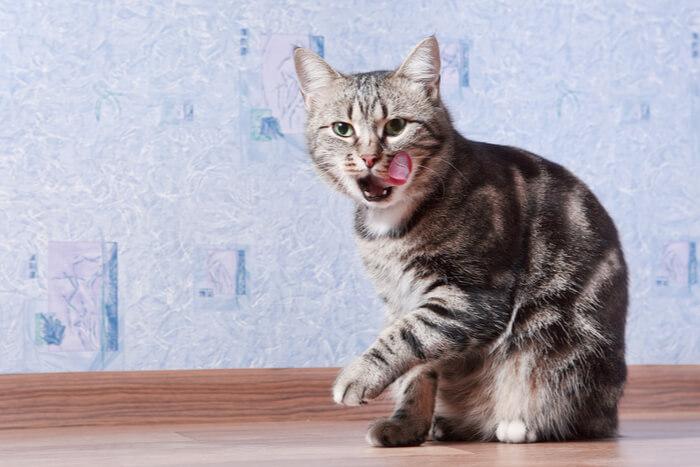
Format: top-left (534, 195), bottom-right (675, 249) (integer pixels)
top-left (1, 0), bottom-right (698, 373)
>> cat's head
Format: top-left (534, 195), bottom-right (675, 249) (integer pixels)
top-left (294, 37), bottom-right (452, 209)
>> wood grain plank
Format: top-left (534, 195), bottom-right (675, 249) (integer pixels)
top-left (3, 418), bottom-right (700, 466)
top-left (0, 365), bottom-right (697, 430)
top-left (0, 368), bottom-right (393, 430)
top-left (620, 365), bottom-right (700, 414)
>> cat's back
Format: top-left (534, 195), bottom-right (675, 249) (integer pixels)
top-left (453, 135), bottom-right (623, 252)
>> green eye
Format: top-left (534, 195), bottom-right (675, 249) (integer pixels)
top-left (332, 122), bottom-right (354, 137)
top-left (385, 118), bottom-right (406, 136)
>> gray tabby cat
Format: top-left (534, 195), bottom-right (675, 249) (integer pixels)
top-left (293, 37), bottom-right (627, 447)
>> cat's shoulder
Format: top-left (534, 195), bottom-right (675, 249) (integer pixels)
top-left (456, 135), bottom-right (579, 185)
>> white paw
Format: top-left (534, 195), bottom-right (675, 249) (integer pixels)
top-left (496, 420), bottom-right (537, 443)
top-left (332, 357), bottom-right (385, 406)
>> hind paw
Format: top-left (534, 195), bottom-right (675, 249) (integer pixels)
top-left (495, 420), bottom-right (537, 443)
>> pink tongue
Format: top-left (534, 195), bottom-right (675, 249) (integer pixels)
top-left (387, 152), bottom-right (412, 185)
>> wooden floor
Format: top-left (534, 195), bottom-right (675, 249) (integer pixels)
top-left (1, 412), bottom-right (699, 466)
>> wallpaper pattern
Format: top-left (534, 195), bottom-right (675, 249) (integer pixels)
top-left (1, 0), bottom-right (698, 373)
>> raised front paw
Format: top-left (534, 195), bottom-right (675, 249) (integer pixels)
top-left (332, 357), bottom-right (386, 406)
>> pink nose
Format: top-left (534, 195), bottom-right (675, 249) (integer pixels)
top-left (361, 154), bottom-right (378, 168)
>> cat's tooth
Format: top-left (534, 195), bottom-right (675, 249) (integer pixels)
top-left (382, 189), bottom-right (388, 195)
top-left (363, 190), bottom-right (371, 197)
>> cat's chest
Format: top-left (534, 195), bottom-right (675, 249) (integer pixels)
top-left (357, 236), bottom-right (428, 320)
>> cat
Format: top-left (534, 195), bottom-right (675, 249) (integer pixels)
top-left (293, 37), bottom-right (627, 447)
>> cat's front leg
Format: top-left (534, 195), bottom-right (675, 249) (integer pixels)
top-left (332, 354), bottom-right (395, 406)
top-left (333, 302), bottom-right (481, 406)
top-left (332, 331), bottom-right (412, 405)
top-left (365, 365), bottom-right (438, 447)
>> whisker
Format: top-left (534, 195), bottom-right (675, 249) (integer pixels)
top-left (413, 162), bottom-right (448, 194)
top-left (427, 155), bottom-right (469, 184)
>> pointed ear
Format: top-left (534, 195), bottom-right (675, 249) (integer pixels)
top-left (396, 37), bottom-right (441, 100)
top-left (293, 48), bottom-right (341, 109)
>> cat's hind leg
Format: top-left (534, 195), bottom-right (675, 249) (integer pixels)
top-left (487, 350), bottom-right (623, 443)
top-left (495, 419), bottom-right (537, 443)
top-left (365, 365), bottom-right (437, 447)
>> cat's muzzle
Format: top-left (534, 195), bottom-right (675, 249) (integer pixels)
top-left (358, 175), bottom-right (393, 202)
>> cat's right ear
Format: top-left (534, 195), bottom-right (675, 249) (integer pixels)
top-left (293, 48), bottom-right (341, 110)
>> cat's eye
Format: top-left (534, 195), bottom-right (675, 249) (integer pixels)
top-left (332, 122), bottom-right (354, 137)
top-left (385, 118), bottom-right (407, 136)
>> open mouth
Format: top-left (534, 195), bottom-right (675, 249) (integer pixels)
top-left (358, 175), bottom-right (393, 202)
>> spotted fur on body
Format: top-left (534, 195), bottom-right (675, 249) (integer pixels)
top-left (294, 37), bottom-right (627, 447)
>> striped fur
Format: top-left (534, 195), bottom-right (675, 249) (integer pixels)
top-left (294, 37), bottom-right (627, 447)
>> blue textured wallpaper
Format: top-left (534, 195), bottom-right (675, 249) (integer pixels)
top-left (1, 0), bottom-right (698, 373)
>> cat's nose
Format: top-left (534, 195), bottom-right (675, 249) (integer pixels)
top-left (361, 154), bottom-right (378, 168)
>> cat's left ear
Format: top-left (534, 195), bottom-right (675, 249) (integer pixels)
top-left (294, 47), bottom-right (341, 110)
top-left (396, 37), bottom-right (441, 100)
